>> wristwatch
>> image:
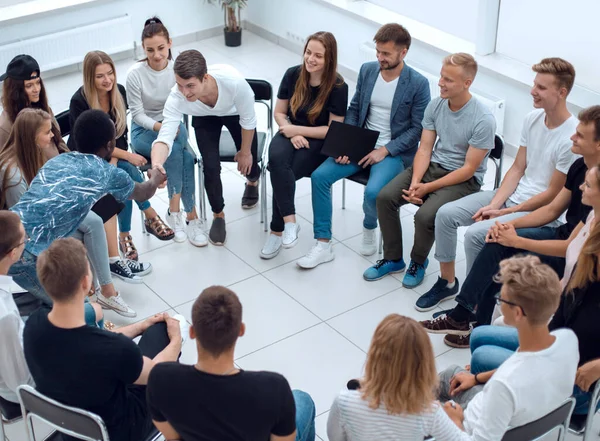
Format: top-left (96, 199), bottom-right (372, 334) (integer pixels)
top-left (474, 373), bottom-right (483, 385)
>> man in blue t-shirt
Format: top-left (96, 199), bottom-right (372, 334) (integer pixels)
top-left (9, 110), bottom-right (166, 308)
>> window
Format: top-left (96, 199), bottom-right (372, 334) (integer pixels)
top-left (0, 0), bottom-right (31, 6)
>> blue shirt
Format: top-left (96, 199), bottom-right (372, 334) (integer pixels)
top-left (11, 152), bottom-right (135, 256)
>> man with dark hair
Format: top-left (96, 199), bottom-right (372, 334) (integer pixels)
top-left (298, 23), bottom-right (431, 269)
top-left (9, 109), bottom-right (166, 317)
top-left (152, 49), bottom-right (259, 247)
top-left (147, 285), bottom-right (317, 441)
top-left (421, 105), bottom-right (600, 348)
top-left (24, 237), bottom-right (184, 441)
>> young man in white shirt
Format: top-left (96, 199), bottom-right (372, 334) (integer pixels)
top-left (151, 50), bottom-right (258, 246)
top-left (416, 58), bottom-right (578, 312)
top-left (438, 255), bottom-right (579, 441)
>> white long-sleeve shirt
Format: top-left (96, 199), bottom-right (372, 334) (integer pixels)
top-left (0, 275), bottom-right (35, 403)
top-left (126, 60), bottom-right (176, 131)
top-left (327, 389), bottom-right (471, 441)
top-left (153, 64), bottom-right (256, 155)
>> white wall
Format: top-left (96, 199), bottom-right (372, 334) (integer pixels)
top-left (245, 0), bottom-right (585, 152)
top-left (0, 0), bottom-right (223, 46)
top-left (496, 0), bottom-right (600, 93)
top-left (367, 0), bottom-right (478, 42)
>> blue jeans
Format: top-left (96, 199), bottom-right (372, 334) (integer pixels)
top-left (311, 155), bottom-right (405, 240)
top-left (9, 250), bottom-right (103, 327)
top-left (131, 122), bottom-right (195, 213)
top-left (293, 389), bottom-right (316, 441)
top-left (573, 384), bottom-right (600, 415)
top-left (116, 159), bottom-right (151, 233)
top-left (469, 325), bottom-right (519, 374)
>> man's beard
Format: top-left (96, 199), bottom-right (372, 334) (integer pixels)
top-left (380, 59), bottom-right (401, 71)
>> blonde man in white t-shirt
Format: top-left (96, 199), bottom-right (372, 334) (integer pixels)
top-left (416, 58), bottom-right (579, 313)
top-left (439, 255), bottom-right (579, 441)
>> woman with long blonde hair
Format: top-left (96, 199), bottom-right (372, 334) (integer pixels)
top-left (260, 31), bottom-right (348, 259)
top-left (68, 50), bottom-right (174, 264)
top-left (327, 314), bottom-right (468, 440)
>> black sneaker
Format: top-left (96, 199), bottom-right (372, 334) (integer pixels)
top-left (124, 259), bottom-right (153, 276)
top-left (110, 260), bottom-right (143, 284)
top-left (241, 182), bottom-right (259, 209)
top-left (433, 308), bottom-right (454, 319)
top-left (209, 217), bottom-right (227, 245)
top-left (415, 277), bottom-right (460, 312)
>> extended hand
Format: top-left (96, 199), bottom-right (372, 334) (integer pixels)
top-left (148, 165), bottom-right (167, 188)
top-left (234, 151), bottom-right (253, 176)
top-left (358, 147), bottom-right (388, 168)
top-left (449, 371), bottom-right (477, 396)
top-left (291, 135), bottom-right (309, 149)
top-left (129, 153), bottom-right (148, 167)
top-left (279, 124), bottom-right (299, 138)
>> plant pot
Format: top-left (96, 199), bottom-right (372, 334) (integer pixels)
top-left (224, 28), bottom-right (242, 47)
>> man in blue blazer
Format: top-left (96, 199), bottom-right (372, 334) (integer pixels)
top-left (298, 23), bottom-right (431, 269)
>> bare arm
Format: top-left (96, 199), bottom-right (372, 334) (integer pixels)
top-left (511, 221), bottom-right (584, 257)
top-left (274, 98), bottom-right (290, 128)
top-left (270, 432), bottom-right (296, 441)
top-left (276, 98), bottom-right (344, 140)
top-left (487, 146), bottom-right (527, 209)
top-left (129, 168), bottom-right (166, 201)
top-left (505, 169), bottom-right (567, 214)
top-left (410, 129), bottom-right (436, 185)
top-left (153, 420), bottom-right (182, 440)
top-left (426, 146), bottom-right (489, 193)
top-left (509, 187), bottom-right (571, 229)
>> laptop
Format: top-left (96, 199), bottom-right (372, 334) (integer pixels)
top-left (321, 121), bottom-right (380, 164)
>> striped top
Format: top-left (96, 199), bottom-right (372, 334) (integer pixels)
top-left (327, 389), bottom-right (471, 441)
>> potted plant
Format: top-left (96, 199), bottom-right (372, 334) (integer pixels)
top-left (207, 0), bottom-right (247, 47)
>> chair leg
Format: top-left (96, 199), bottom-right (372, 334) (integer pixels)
top-left (0, 417), bottom-right (6, 441)
top-left (141, 210), bottom-right (148, 236)
top-left (342, 179), bottom-right (346, 209)
top-left (197, 161), bottom-right (206, 223)
top-left (378, 231), bottom-right (383, 255)
top-left (263, 167), bottom-right (268, 232)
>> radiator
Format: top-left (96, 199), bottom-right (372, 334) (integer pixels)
top-left (0, 15), bottom-right (134, 73)
top-left (359, 42), bottom-right (506, 135)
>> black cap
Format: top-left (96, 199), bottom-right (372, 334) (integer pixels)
top-left (0, 55), bottom-right (40, 81)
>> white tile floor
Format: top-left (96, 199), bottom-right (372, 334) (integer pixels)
top-left (6, 31), bottom-right (594, 441)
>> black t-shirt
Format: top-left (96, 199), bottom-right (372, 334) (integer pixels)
top-left (278, 65), bottom-right (348, 127)
top-left (23, 309), bottom-right (144, 441)
top-left (549, 280), bottom-right (600, 366)
top-left (557, 157), bottom-right (591, 239)
top-left (147, 363), bottom-right (296, 441)
top-left (67, 83), bottom-right (129, 150)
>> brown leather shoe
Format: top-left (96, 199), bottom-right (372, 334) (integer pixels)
top-left (420, 315), bottom-right (470, 335)
top-left (444, 333), bottom-right (471, 348)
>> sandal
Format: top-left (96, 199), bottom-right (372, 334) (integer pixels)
top-left (145, 215), bottom-right (175, 241)
top-left (119, 234), bottom-right (139, 261)
top-left (104, 320), bottom-right (116, 331)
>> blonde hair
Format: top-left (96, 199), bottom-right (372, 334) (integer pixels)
top-left (532, 57), bottom-right (576, 94)
top-left (443, 52), bottom-right (478, 80)
top-left (361, 314), bottom-right (437, 415)
top-left (82, 51), bottom-right (127, 138)
top-left (494, 255), bottom-right (561, 325)
top-left (567, 166), bottom-right (600, 292)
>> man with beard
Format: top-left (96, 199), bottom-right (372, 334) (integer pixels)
top-left (363, 53), bottom-right (496, 287)
top-left (297, 23), bottom-right (431, 269)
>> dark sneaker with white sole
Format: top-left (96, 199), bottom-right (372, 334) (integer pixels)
top-left (124, 259), bottom-right (152, 276)
top-left (241, 183), bottom-right (259, 208)
top-left (209, 217), bottom-right (227, 245)
top-left (415, 277), bottom-right (460, 312)
top-left (109, 260), bottom-right (143, 284)
top-left (444, 332), bottom-right (471, 348)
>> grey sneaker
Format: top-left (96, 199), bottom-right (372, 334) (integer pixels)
top-left (241, 182), bottom-right (259, 209)
top-left (209, 217), bottom-right (227, 245)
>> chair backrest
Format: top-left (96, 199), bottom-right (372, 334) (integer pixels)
top-left (501, 398), bottom-right (575, 441)
top-left (54, 110), bottom-right (70, 137)
top-left (17, 385), bottom-right (109, 441)
top-left (246, 79), bottom-right (272, 102)
top-left (491, 133), bottom-right (504, 160)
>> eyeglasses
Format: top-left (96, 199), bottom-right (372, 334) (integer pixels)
top-left (494, 293), bottom-right (526, 316)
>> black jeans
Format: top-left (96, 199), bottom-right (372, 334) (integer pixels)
top-left (268, 133), bottom-right (326, 232)
top-left (192, 115), bottom-right (259, 213)
top-left (453, 226), bottom-right (566, 325)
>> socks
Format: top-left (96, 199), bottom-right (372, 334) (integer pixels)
top-left (109, 256), bottom-right (120, 264)
top-left (446, 280), bottom-right (456, 289)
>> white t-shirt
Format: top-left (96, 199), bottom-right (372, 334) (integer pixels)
top-left (464, 329), bottom-right (579, 441)
top-left (327, 389), bottom-right (470, 441)
top-left (365, 73), bottom-right (398, 147)
top-left (126, 60), bottom-right (176, 131)
top-left (509, 109), bottom-right (579, 205)
top-left (154, 64), bottom-right (256, 154)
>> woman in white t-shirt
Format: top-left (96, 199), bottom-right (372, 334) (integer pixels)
top-left (127, 17), bottom-right (203, 245)
top-left (327, 314), bottom-right (469, 441)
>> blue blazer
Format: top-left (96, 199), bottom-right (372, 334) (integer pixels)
top-left (345, 61), bottom-right (430, 164)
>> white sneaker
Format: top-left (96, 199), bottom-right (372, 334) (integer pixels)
top-left (297, 241), bottom-right (334, 269)
top-left (166, 210), bottom-right (186, 243)
top-left (97, 292), bottom-right (137, 318)
top-left (171, 314), bottom-right (189, 345)
top-left (282, 223), bottom-right (300, 249)
top-left (187, 219), bottom-right (208, 247)
top-left (360, 228), bottom-right (377, 256)
top-left (260, 234), bottom-right (282, 259)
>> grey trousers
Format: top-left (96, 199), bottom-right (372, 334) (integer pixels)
top-left (438, 365), bottom-right (485, 409)
top-left (377, 163), bottom-right (480, 264)
top-left (71, 212), bottom-right (112, 287)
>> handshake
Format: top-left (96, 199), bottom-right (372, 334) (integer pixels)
top-left (148, 164), bottom-right (168, 189)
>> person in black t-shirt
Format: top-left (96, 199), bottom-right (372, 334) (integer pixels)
top-left (147, 285), bottom-right (316, 441)
top-left (420, 106), bottom-right (600, 347)
top-left (23, 238), bottom-right (182, 441)
top-left (260, 31), bottom-right (349, 260)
